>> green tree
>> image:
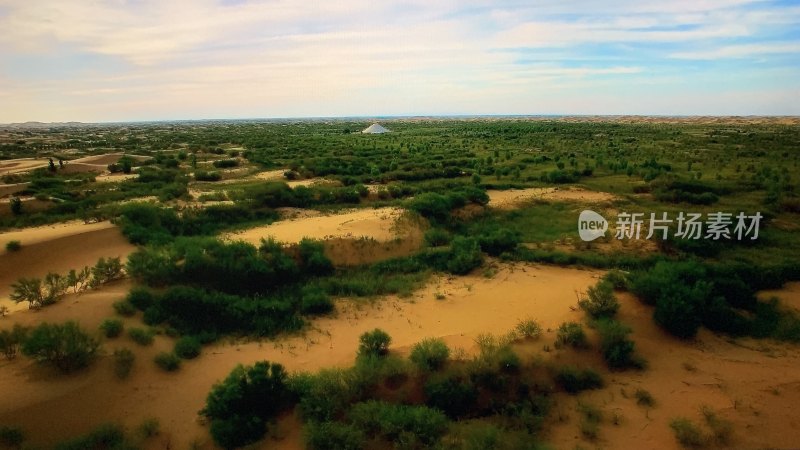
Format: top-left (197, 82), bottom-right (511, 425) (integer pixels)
top-left (0, 324), bottom-right (29, 359)
top-left (10, 277), bottom-right (44, 309)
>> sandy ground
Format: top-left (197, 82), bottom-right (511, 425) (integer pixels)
top-left (94, 173), bottom-right (139, 183)
top-left (488, 187), bottom-right (618, 209)
top-left (226, 207), bottom-right (407, 245)
top-left (0, 263), bottom-right (602, 448)
top-left (0, 268), bottom-right (797, 449)
top-left (0, 221), bottom-right (136, 312)
top-left (0, 182), bottom-right (28, 198)
top-left (0, 158), bottom-right (50, 176)
top-left (254, 170), bottom-right (340, 189)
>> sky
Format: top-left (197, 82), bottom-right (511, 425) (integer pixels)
top-left (0, 0), bottom-right (798, 122)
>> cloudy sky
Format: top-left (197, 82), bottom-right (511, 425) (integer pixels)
top-left (1, 0), bottom-right (798, 122)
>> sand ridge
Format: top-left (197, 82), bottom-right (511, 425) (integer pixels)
top-left (0, 264), bottom-right (799, 449)
top-left (487, 187), bottom-right (618, 209)
top-left (226, 207), bottom-right (407, 245)
top-left (0, 221), bottom-right (136, 312)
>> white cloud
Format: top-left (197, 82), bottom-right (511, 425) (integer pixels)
top-left (671, 42), bottom-right (800, 59)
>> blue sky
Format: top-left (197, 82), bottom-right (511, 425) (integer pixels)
top-left (0, 0), bottom-right (798, 122)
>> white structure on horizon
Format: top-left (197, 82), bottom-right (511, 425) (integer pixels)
top-left (361, 123), bottom-right (390, 134)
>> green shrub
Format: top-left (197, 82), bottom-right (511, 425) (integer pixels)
top-left (477, 226), bottom-right (521, 256)
top-left (194, 170), bottom-right (222, 182)
top-left (174, 336), bottom-right (201, 359)
top-left (670, 417), bottom-right (707, 448)
top-left (0, 324), bottom-right (28, 360)
top-left (113, 348), bottom-right (135, 379)
top-left (92, 257), bottom-right (124, 285)
top-left (305, 421), bottom-right (365, 450)
top-left (555, 322), bottom-right (588, 349)
top-left (112, 300), bottom-right (136, 317)
top-left (358, 328), bottom-right (392, 358)
top-left (290, 368), bottom-right (364, 423)
top-left (154, 352), bottom-right (181, 371)
top-left (579, 280), bottom-right (619, 319)
top-left (349, 400), bottom-right (449, 446)
top-left (554, 366), bottom-right (604, 393)
top-left (702, 406), bottom-right (732, 446)
top-left (300, 285), bottom-right (334, 315)
top-left (424, 374), bottom-right (478, 419)
top-left (203, 361), bottom-right (293, 449)
top-left (53, 423), bottom-right (125, 450)
top-left (128, 327), bottom-right (154, 346)
top-left (635, 389), bottom-right (655, 407)
top-left (514, 318), bottom-right (542, 339)
top-left (212, 158), bottom-right (239, 168)
top-left (5, 240), bottom-right (21, 252)
top-left (424, 228), bottom-right (451, 247)
top-left (446, 236), bottom-right (484, 275)
top-left (0, 426), bottom-right (24, 448)
top-left (99, 319), bottom-right (124, 338)
top-left (126, 286), bottom-right (155, 311)
top-left (602, 269), bottom-right (629, 290)
top-left (137, 417), bottom-right (160, 438)
top-left (22, 321), bottom-right (99, 372)
top-left (409, 338), bottom-right (450, 371)
top-left (596, 319), bottom-right (643, 370)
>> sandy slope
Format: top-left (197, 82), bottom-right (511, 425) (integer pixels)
top-left (488, 187), bottom-right (618, 209)
top-left (226, 207), bottom-right (407, 244)
top-left (0, 268), bottom-right (799, 449)
top-left (0, 221), bottom-right (135, 311)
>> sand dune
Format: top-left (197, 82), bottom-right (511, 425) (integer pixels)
top-left (0, 264), bottom-right (799, 448)
top-left (488, 187), bottom-right (617, 208)
top-left (0, 221), bottom-right (135, 311)
top-left (226, 207), bottom-right (407, 245)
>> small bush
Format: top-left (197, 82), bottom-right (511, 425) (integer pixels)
top-left (602, 270), bottom-right (629, 290)
top-left (670, 417), bottom-right (707, 448)
top-left (577, 401), bottom-right (602, 441)
top-left (409, 338), bottom-right (450, 372)
top-left (424, 374), bottom-right (478, 419)
top-left (305, 421), bottom-right (365, 450)
top-left (515, 318), bottom-right (542, 339)
top-left (358, 328), bottom-right (392, 358)
top-left (556, 322), bottom-right (588, 349)
top-left (635, 388), bottom-right (655, 407)
top-left (579, 280), bottom-right (619, 319)
top-left (0, 324), bottom-right (28, 360)
top-left (174, 336), bottom-right (201, 359)
top-left (300, 285), bottom-right (334, 315)
top-left (112, 300), bottom-right (136, 317)
top-left (5, 240), bottom-right (21, 252)
top-left (126, 286), bottom-right (155, 311)
top-left (596, 319), bottom-right (644, 370)
top-left (702, 406), bottom-right (733, 446)
top-left (99, 319), bottom-right (124, 338)
top-left (0, 426), bottom-right (24, 448)
top-left (53, 423), bottom-right (125, 450)
top-left (204, 361), bottom-right (292, 449)
top-left (22, 321), bottom-right (99, 372)
top-left (154, 352), bottom-right (181, 371)
top-left (555, 366), bottom-right (604, 393)
top-left (137, 417), bottom-right (160, 438)
top-left (128, 327), bottom-right (154, 346)
top-left (113, 348), bottom-right (135, 379)
top-left (349, 400), bottom-right (449, 446)
top-left (424, 228), bottom-right (451, 247)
